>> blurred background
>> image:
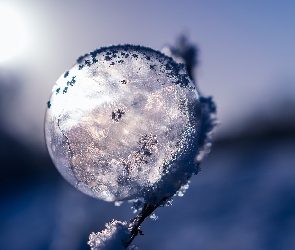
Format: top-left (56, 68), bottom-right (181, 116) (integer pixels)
top-left (0, 1), bottom-right (294, 249)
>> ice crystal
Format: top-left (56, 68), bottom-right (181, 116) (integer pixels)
top-left (45, 45), bottom-right (201, 203)
top-left (175, 181), bottom-right (190, 197)
top-left (88, 220), bottom-right (137, 250)
top-left (149, 213), bottom-right (158, 220)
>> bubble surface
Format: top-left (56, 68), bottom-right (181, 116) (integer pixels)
top-left (45, 45), bottom-right (201, 202)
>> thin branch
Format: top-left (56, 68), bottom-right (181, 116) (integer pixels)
top-left (123, 196), bottom-right (170, 248)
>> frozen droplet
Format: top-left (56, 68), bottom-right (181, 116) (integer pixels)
top-left (45, 45), bottom-right (201, 202)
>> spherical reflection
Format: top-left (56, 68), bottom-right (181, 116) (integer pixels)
top-left (45, 45), bottom-right (201, 202)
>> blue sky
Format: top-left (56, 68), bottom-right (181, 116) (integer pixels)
top-left (1, 0), bottom-right (295, 146)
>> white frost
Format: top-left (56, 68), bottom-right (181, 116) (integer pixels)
top-left (88, 220), bottom-right (137, 250)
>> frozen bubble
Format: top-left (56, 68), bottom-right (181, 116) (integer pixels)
top-left (45, 45), bottom-right (201, 202)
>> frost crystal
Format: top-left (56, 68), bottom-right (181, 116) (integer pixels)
top-left (175, 180), bottom-right (190, 197)
top-left (149, 213), bottom-right (158, 220)
top-left (45, 45), bottom-right (201, 202)
top-left (88, 220), bottom-right (137, 250)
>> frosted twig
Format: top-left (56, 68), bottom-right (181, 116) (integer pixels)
top-left (124, 196), bottom-right (169, 248)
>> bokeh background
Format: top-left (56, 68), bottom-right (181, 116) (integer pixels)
top-left (0, 1), bottom-right (294, 249)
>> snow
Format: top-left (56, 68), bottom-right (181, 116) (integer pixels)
top-left (88, 220), bottom-right (131, 250)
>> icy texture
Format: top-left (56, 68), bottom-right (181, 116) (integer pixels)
top-left (88, 220), bottom-right (138, 250)
top-left (175, 181), bottom-right (190, 197)
top-left (162, 40), bottom-right (217, 167)
top-left (45, 45), bottom-right (201, 202)
top-left (197, 96), bottom-right (217, 162)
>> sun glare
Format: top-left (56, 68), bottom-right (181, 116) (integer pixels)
top-left (0, 5), bottom-right (27, 63)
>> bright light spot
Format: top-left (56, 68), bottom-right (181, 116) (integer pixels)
top-left (0, 5), bottom-right (27, 63)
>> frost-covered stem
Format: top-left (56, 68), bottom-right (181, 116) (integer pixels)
top-left (124, 197), bottom-right (169, 248)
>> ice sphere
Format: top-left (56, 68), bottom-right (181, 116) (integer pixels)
top-left (45, 45), bottom-right (201, 202)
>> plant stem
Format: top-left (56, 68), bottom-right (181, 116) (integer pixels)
top-left (123, 197), bottom-right (169, 248)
